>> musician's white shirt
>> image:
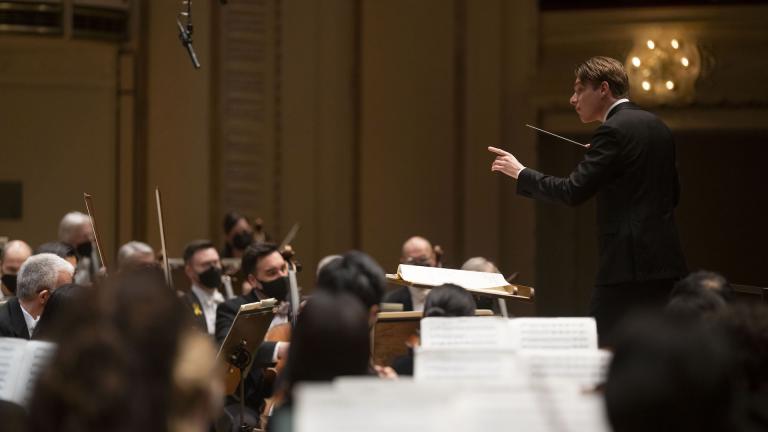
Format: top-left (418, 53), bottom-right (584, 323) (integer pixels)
top-left (408, 286), bottom-right (431, 312)
top-left (20, 303), bottom-right (38, 338)
top-left (191, 284), bottom-right (225, 335)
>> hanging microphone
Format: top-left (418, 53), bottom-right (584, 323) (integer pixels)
top-left (177, 19), bottom-right (200, 69)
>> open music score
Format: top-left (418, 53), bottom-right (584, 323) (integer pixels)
top-left (295, 379), bottom-right (611, 432)
top-left (415, 317), bottom-right (606, 386)
top-left (420, 317), bottom-right (598, 351)
top-left (386, 264), bottom-right (535, 300)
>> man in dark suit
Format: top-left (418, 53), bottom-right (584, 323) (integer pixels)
top-left (215, 242), bottom-right (289, 429)
top-left (383, 236), bottom-right (438, 312)
top-left (179, 240), bottom-right (225, 336)
top-left (0, 253), bottom-right (74, 339)
top-left (489, 56), bottom-right (687, 345)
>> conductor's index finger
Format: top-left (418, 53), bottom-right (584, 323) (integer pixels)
top-left (487, 146), bottom-right (510, 156)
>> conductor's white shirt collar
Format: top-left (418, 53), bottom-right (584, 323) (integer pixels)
top-left (603, 98), bottom-right (630, 122)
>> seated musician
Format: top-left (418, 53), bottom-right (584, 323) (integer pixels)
top-left (180, 240), bottom-right (225, 336)
top-left (391, 283), bottom-right (477, 376)
top-left (605, 314), bottom-right (737, 432)
top-left (27, 266), bottom-right (223, 432)
top-left (57, 212), bottom-right (100, 286)
top-left (461, 256), bottom-right (502, 311)
top-left (315, 250), bottom-right (386, 326)
top-left (215, 242), bottom-right (293, 342)
top-left (0, 253), bottom-right (74, 339)
top-left (268, 291), bottom-right (371, 432)
top-left (383, 236), bottom-right (440, 312)
top-left (214, 242), bottom-right (291, 427)
top-left (315, 251), bottom-right (396, 378)
top-left (34, 242), bottom-right (78, 269)
top-left (116, 241), bottom-right (157, 271)
top-left (1, 240), bottom-right (32, 299)
top-left (220, 211), bottom-right (256, 259)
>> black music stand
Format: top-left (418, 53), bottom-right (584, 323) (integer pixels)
top-left (217, 299), bottom-right (276, 431)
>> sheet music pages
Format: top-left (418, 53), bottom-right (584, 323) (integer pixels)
top-left (455, 387), bottom-right (611, 432)
top-left (398, 265), bottom-right (510, 290)
top-left (507, 318), bottom-right (598, 350)
top-left (295, 380), bottom-right (454, 432)
top-left (296, 379), bottom-right (610, 432)
top-left (414, 347), bottom-right (523, 382)
top-left (0, 338), bottom-right (27, 402)
top-left (14, 341), bottom-right (56, 406)
top-left (518, 349), bottom-right (612, 389)
top-left (0, 338), bottom-right (56, 405)
top-left (420, 317), bottom-right (507, 349)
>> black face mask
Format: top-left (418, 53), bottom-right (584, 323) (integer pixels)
top-left (259, 276), bottom-right (288, 301)
top-left (76, 241), bottom-right (93, 257)
top-left (232, 231), bottom-right (254, 250)
top-left (197, 266), bottom-right (222, 289)
top-left (1, 274), bottom-right (17, 294)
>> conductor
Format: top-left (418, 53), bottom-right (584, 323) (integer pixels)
top-left (489, 56), bottom-right (687, 345)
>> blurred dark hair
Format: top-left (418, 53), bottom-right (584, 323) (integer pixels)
top-left (666, 271), bottom-right (733, 320)
top-left (672, 270), bottom-right (733, 301)
top-left (34, 242), bottom-right (77, 261)
top-left (717, 303), bottom-right (768, 393)
top-left (223, 211), bottom-right (247, 235)
top-left (240, 242), bottom-right (279, 276)
top-left (316, 251), bottom-right (385, 310)
top-left (424, 284), bottom-right (476, 318)
top-left (280, 292), bottom-right (370, 404)
top-left (27, 265), bottom-right (193, 432)
top-left (605, 313), bottom-right (738, 432)
top-left (33, 283), bottom-right (87, 342)
top-left (182, 239), bottom-right (215, 265)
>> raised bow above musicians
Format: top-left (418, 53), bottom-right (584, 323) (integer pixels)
top-left (489, 56), bottom-right (687, 346)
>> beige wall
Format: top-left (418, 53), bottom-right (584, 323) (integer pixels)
top-left (144, 0), bottom-right (213, 257)
top-left (0, 37), bottom-right (118, 257)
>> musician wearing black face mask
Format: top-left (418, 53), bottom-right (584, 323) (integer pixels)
top-left (181, 240), bottom-right (225, 336)
top-left (58, 212), bottom-right (101, 286)
top-left (214, 242), bottom-right (291, 424)
top-left (1, 240), bottom-right (32, 299)
top-left (220, 212), bottom-right (255, 259)
top-left (215, 242), bottom-right (291, 345)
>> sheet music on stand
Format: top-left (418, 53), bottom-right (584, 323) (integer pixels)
top-left (295, 378), bottom-right (610, 432)
top-left (216, 299), bottom-right (276, 396)
top-left (386, 264), bottom-right (533, 300)
top-left (454, 386), bottom-right (611, 432)
top-left (508, 318), bottom-right (598, 350)
top-left (420, 316), bottom-right (507, 349)
top-left (414, 347), bottom-right (523, 382)
top-left (518, 349), bottom-right (612, 390)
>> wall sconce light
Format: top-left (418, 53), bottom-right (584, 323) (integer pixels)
top-left (626, 35), bottom-right (701, 105)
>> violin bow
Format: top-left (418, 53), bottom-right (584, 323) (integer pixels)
top-left (279, 223), bottom-right (301, 326)
top-left (155, 188), bottom-right (174, 290)
top-left (83, 193), bottom-right (109, 273)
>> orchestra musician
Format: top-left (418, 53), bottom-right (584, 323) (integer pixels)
top-left (383, 236), bottom-right (441, 312)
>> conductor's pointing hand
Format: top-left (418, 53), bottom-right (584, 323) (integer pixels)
top-left (489, 146), bottom-right (526, 180)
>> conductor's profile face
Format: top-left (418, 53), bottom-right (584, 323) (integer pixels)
top-left (570, 79), bottom-right (604, 124)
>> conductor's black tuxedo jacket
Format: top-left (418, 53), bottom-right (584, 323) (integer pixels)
top-left (517, 102), bottom-right (687, 285)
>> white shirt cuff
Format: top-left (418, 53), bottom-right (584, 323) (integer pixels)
top-left (272, 341), bottom-right (284, 362)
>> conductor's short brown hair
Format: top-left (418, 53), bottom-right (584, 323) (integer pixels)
top-left (575, 56), bottom-right (629, 98)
